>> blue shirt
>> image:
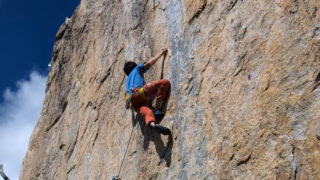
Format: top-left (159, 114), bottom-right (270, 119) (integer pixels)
top-left (126, 63), bottom-right (148, 93)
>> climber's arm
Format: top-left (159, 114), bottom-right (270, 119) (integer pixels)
top-left (143, 48), bottom-right (168, 69)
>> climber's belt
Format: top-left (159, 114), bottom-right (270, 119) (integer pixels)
top-left (139, 88), bottom-right (148, 100)
top-left (124, 87), bottom-right (147, 109)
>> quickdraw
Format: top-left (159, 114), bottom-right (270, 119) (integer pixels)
top-left (123, 92), bottom-right (133, 118)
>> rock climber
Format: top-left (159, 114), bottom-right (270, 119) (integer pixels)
top-left (123, 48), bottom-right (171, 135)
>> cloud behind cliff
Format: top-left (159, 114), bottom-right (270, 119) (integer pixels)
top-left (0, 72), bottom-right (47, 180)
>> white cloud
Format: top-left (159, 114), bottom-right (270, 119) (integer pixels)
top-left (0, 72), bottom-right (47, 180)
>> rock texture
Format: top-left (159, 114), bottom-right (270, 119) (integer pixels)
top-left (21, 0), bottom-right (320, 179)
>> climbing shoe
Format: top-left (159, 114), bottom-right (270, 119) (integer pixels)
top-left (151, 124), bottom-right (171, 135)
top-left (154, 110), bottom-right (165, 117)
top-left (112, 176), bottom-right (121, 180)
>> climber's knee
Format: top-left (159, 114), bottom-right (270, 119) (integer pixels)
top-left (139, 106), bottom-right (155, 127)
top-left (161, 79), bottom-right (171, 88)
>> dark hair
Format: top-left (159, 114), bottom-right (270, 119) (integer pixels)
top-left (123, 61), bottom-right (137, 76)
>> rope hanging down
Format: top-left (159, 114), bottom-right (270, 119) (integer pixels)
top-left (112, 111), bottom-right (137, 180)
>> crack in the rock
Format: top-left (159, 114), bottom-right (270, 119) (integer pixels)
top-left (98, 58), bottom-right (118, 90)
top-left (292, 146), bottom-right (297, 180)
top-left (59, 144), bottom-right (65, 150)
top-left (228, 0), bottom-right (239, 14)
top-left (98, 71), bottom-right (111, 90)
top-left (229, 153), bottom-right (234, 161)
top-left (67, 164), bottom-right (76, 174)
top-left (189, 0), bottom-right (207, 24)
top-left (214, 77), bottom-right (226, 87)
top-left (311, 72), bottom-right (320, 92)
top-left (236, 153), bottom-right (251, 166)
top-left (92, 129), bottom-right (99, 148)
top-left (46, 101), bottom-right (68, 132)
top-left (118, 75), bottom-right (126, 93)
top-left (66, 127), bottom-right (79, 161)
top-left (289, 0), bottom-right (299, 14)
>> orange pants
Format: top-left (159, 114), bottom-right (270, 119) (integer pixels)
top-left (131, 79), bottom-right (171, 126)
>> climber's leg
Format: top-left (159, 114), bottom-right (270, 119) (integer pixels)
top-left (150, 122), bottom-right (171, 135)
top-left (139, 106), bottom-right (171, 135)
top-left (139, 106), bottom-right (156, 127)
top-left (143, 79), bottom-right (171, 110)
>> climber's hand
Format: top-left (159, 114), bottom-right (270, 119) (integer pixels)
top-left (161, 48), bottom-right (168, 55)
top-left (144, 48), bottom-right (168, 69)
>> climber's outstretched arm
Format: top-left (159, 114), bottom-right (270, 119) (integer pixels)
top-left (144, 48), bottom-right (168, 69)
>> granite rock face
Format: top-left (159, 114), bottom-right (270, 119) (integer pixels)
top-left (21, 0), bottom-right (320, 179)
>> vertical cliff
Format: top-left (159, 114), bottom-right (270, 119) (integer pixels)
top-left (21, 0), bottom-right (320, 179)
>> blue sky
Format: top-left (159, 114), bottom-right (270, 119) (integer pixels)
top-left (0, 0), bottom-right (79, 179)
top-left (0, 0), bottom-right (79, 98)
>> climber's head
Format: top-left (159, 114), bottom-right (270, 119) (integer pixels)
top-left (123, 61), bottom-right (137, 76)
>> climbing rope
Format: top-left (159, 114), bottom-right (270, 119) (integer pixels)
top-left (160, 53), bottom-right (167, 79)
top-left (113, 111), bottom-right (137, 180)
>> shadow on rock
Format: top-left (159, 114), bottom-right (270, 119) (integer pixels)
top-left (148, 86), bottom-right (171, 124)
top-left (135, 86), bottom-right (173, 167)
top-left (137, 114), bottom-right (173, 167)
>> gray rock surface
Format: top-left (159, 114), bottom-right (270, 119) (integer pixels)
top-left (21, 0), bottom-right (320, 179)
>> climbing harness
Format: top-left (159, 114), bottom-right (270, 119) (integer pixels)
top-left (113, 111), bottom-right (137, 180)
top-left (123, 88), bottom-right (138, 117)
top-left (123, 88), bottom-right (147, 117)
top-left (139, 88), bottom-right (148, 100)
